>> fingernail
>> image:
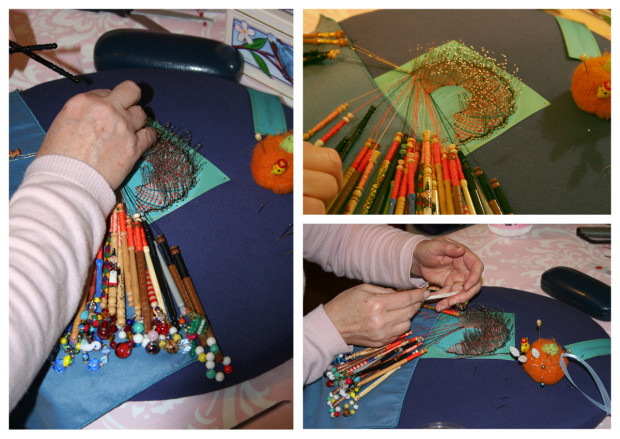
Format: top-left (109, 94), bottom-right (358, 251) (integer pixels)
top-left (423, 289), bottom-right (430, 299)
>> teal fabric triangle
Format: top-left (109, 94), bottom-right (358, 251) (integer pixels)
top-left (247, 88), bottom-right (287, 135)
top-left (565, 338), bottom-right (610, 360)
top-left (555, 16), bottom-right (601, 59)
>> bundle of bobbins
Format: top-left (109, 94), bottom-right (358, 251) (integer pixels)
top-left (304, 36), bottom-right (521, 215)
top-left (50, 202), bottom-right (232, 383)
top-left (323, 332), bottom-right (427, 418)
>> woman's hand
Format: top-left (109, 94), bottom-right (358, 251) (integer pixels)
top-left (303, 142), bottom-right (343, 214)
top-left (37, 80), bottom-right (157, 189)
top-left (323, 284), bottom-right (429, 346)
top-left (412, 237), bottom-right (484, 311)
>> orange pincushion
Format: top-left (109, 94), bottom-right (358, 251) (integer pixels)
top-left (251, 131), bottom-right (294, 195)
top-left (522, 338), bottom-right (568, 386)
top-left (571, 53), bottom-right (611, 119)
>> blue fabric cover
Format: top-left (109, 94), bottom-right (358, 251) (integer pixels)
top-left (304, 308), bottom-right (438, 428)
top-left (26, 345), bottom-right (195, 429)
top-left (402, 287), bottom-right (610, 428)
top-left (10, 69), bottom-right (293, 427)
top-left (304, 287), bottom-right (611, 429)
top-left (8, 91), bottom-right (46, 198)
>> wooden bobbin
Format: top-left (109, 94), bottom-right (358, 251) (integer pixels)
top-left (432, 137), bottom-right (447, 215)
top-left (126, 216), bottom-right (141, 319)
top-left (117, 204), bottom-right (133, 309)
top-left (449, 146), bottom-right (476, 215)
top-left (134, 221), bottom-right (152, 332)
top-left (116, 271), bottom-right (126, 328)
top-left (107, 267), bottom-right (118, 317)
top-left (107, 210), bottom-right (119, 316)
top-left (422, 164), bottom-right (433, 215)
top-left (431, 178), bottom-right (440, 215)
top-left (387, 160), bottom-right (405, 215)
top-left (328, 139), bottom-right (373, 214)
top-left (441, 148), bottom-right (455, 215)
top-left (447, 148), bottom-right (465, 215)
top-left (303, 103), bottom-right (348, 141)
top-left (170, 245), bottom-right (223, 362)
top-left (360, 133), bottom-right (402, 214)
top-left (134, 215), bottom-right (167, 318)
top-left (303, 30), bottom-right (345, 39)
top-left (315, 112), bottom-right (354, 147)
top-left (355, 367), bottom-right (400, 402)
top-left (456, 146), bottom-right (485, 215)
top-left (69, 266), bottom-right (95, 343)
top-left (474, 167), bottom-right (503, 214)
top-left (395, 164), bottom-right (409, 215)
top-left (343, 149), bottom-right (380, 214)
top-left (474, 177), bottom-right (495, 214)
top-left (490, 178), bottom-right (513, 214)
top-left (115, 210), bottom-right (126, 327)
top-left (405, 151), bottom-right (417, 214)
top-left (302, 37), bottom-right (348, 46)
top-left (156, 235), bottom-right (193, 316)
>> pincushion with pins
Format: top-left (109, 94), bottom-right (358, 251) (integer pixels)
top-left (571, 53), bottom-right (611, 119)
top-left (251, 131), bottom-right (294, 194)
top-left (511, 320), bottom-right (568, 386)
top-left (520, 338), bottom-right (568, 386)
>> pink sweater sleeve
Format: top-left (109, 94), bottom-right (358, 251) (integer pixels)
top-left (303, 305), bottom-right (351, 385)
top-left (303, 224), bottom-right (429, 289)
top-left (9, 155), bottom-right (116, 410)
top-left (302, 224), bottom-right (429, 385)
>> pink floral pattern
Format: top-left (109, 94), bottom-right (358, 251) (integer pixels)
top-left (445, 225), bottom-right (610, 303)
top-left (85, 359), bottom-right (293, 429)
top-left (9, 9), bottom-right (277, 96)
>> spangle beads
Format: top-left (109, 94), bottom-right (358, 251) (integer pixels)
top-left (52, 298), bottom-right (231, 382)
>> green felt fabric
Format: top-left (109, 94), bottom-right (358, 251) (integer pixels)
top-left (565, 338), bottom-right (611, 360)
top-left (555, 16), bottom-right (602, 59)
top-left (374, 40), bottom-right (550, 155)
top-left (424, 312), bottom-right (515, 360)
top-left (123, 132), bottom-right (230, 222)
top-left (247, 87), bottom-right (288, 135)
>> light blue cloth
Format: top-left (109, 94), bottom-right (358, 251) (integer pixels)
top-left (9, 90), bottom-right (202, 429)
top-left (9, 90), bottom-right (46, 198)
top-left (247, 87), bottom-right (287, 135)
top-left (25, 344), bottom-right (196, 428)
top-left (303, 308), bottom-right (438, 429)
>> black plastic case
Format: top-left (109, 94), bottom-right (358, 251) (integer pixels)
top-left (94, 29), bottom-right (244, 82)
top-left (541, 266), bottom-right (610, 321)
